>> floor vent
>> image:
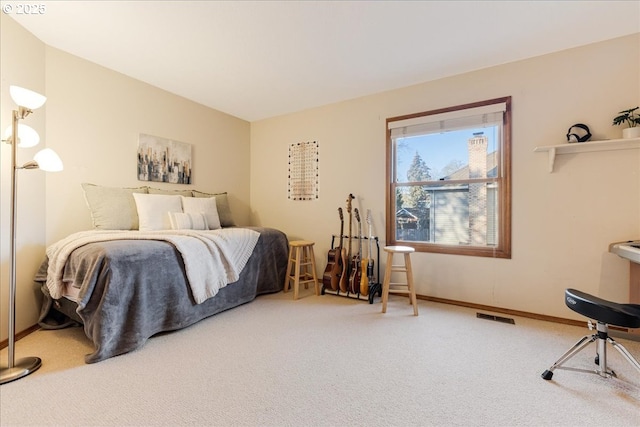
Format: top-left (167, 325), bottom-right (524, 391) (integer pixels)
top-left (476, 313), bottom-right (515, 325)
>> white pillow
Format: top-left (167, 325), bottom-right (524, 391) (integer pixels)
top-left (168, 212), bottom-right (208, 230)
top-left (181, 196), bottom-right (221, 230)
top-left (133, 193), bottom-right (183, 231)
top-left (192, 191), bottom-right (234, 227)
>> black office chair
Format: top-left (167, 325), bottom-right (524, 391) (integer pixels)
top-left (541, 288), bottom-right (640, 380)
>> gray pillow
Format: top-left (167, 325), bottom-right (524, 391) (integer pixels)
top-left (192, 190), bottom-right (235, 227)
top-left (81, 183), bottom-right (148, 230)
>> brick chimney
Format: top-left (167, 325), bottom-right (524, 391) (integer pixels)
top-left (468, 133), bottom-right (488, 245)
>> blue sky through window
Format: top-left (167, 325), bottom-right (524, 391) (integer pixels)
top-left (396, 125), bottom-right (498, 181)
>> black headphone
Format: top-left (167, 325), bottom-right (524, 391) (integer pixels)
top-left (566, 123), bottom-right (592, 143)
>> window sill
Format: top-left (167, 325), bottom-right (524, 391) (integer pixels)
top-left (396, 241), bottom-right (511, 259)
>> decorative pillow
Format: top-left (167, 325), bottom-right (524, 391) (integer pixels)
top-left (192, 191), bottom-right (235, 227)
top-left (132, 193), bottom-right (183, 231)
top-left (181, 196), bottom-right (221, 230)
top-left (168, 212), bottom-right (208, 230)
top-left (81, 183), bottom-right (148, 230)
top-left (147, 187), bottom-right (193, 197)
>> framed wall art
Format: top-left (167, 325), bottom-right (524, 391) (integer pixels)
top-left (288, 140), bottom-right (319, 201)
top-left (137, 133), bottom-right (192, 184)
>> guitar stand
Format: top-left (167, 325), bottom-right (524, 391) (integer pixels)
top-left (321, 235), bottom-right (381, 304)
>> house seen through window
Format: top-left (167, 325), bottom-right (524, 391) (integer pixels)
top-left (386, 97), bottom-right (511, 258)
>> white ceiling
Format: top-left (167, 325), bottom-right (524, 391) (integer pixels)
top-left (8, 1), bottom-right (640, 122)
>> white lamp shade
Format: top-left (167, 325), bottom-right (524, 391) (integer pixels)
top-left (10, 85), bottom-right (47, 110)
top-left (33, 148), bottom-right (63, 172)
top-left (4, 124), bottom-right (40, 148)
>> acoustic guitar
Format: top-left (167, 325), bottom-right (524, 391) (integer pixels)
top-left (339, 194), bottom-right (354, 293)
top-left (349, 208), bottom-right (362, 294)
top-left (322, 207), bottom-right (344, 291)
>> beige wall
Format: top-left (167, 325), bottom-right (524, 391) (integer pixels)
top-left (44, 47), bottom-right (251, 243)
top-left (251, 34), bottom-right (640, 321)
top-left (1, 17), bottom-right (251, 341)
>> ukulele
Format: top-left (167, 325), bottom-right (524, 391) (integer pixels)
top-left (365, 209), bottom-right (375, 291)
top-left (322, 207), bottom-right (344, 291)
top-left (360, 209), bottom-right (371, 296)
top-left (339, 194), bottom-right (354, 293)
top-left (349, 208), bottom-right (362, 294)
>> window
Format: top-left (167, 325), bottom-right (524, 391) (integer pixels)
top-left (386, 97), bottom-right (511, 258)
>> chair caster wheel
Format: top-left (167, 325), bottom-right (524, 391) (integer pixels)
top-left (541, 370), bottom-right (553, 380)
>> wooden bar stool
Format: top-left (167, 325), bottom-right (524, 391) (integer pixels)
top-left (381, 246), bottom-right (418, 316)
top-left (283, 240), bottom-right (319, 300)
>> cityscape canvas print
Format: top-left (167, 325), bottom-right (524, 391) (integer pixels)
top-left (137, 133), bottom-right (192, 184)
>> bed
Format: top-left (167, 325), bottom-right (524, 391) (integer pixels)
top-left (35, 184), bottom-right (288, 363)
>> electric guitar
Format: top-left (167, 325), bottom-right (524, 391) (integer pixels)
top-left (366, 209), bottom-right (375, 291)
top-left (349, 208), bottom-right (362, 294)
top-left (339, 194), bottom-right (354, 293)
top-left (360, 209), bottom-right (371, 296)
top-left (322, 207), bottom-right (344, 291)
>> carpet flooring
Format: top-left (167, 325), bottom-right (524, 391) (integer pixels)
top-left (1, 290), bottom-right (639, 426)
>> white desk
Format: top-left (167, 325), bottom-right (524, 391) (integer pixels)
top-left (609, 241), bottom-right (640, 337)
top-left (609, 240), bottom-right (640, 304)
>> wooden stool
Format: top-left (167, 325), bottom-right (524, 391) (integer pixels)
top-left (283, 240), bottom-right (319, 300)
top-left (381, 246), bottom-right (418, 316)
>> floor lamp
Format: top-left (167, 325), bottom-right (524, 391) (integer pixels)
top-left (0, 85), bottom-right (63, 385)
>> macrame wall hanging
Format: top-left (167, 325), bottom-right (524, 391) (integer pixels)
top-left (288, 141), bottom-right (319, 201)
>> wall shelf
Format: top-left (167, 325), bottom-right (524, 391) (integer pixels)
top-left (534, 137), bottom-right (640, 172)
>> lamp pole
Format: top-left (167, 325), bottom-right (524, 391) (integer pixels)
top-left (0, 106), bottom-right (42, 384)
top-left (8, 109), bottom-right (20, 370)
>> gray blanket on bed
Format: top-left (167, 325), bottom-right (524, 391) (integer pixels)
top-left (35, 227), bottom-right (288, 363)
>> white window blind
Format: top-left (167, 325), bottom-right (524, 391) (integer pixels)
top-left (389, 102), bottom-right (506, 139)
